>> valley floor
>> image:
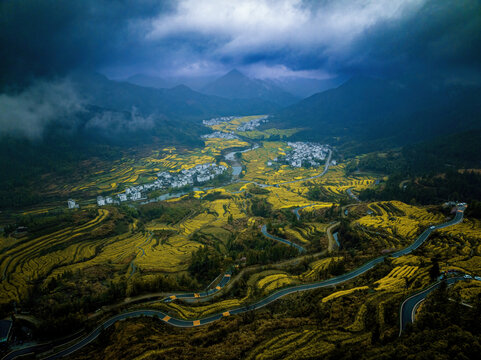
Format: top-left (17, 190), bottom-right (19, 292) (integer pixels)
top-left (1, 116), bottom-right (481, 360)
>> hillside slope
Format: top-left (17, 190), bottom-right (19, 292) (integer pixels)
top-left (272, 76), bottom-right (481, 151)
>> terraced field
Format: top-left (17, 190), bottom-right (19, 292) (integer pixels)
top-left (246, 329), bottom-right (370, 360)
top-left (374, 265), bottom-right (419, 291)
top-left (355, 201), bottom-right (445, 241)
top-left (241, 142), bottom-right (324, 184)
top-left (237, 128), bottom-right (300, 140)
top-left (152, 299), bottom-right (243, 320)
top-left (269, 222), bottom-right (329, 246)
top-left (0, 209), bottom-right (110, 303)
top-left (208, 115), bottom-right (261, 133)
top-left (135, 234), bottom-right (202, 273)
top-left (266, 186), bottom-right (331, 210)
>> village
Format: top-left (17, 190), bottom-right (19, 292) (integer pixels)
top-left (201, 131), bottom-right (239, 140)
top-left (236, 115), bottom-right (269, 131)
top-left (271, 141), bottom-right (330, 168)
top-left (89, 162), bottom-right (229, 207)
top-left (202, 116), bottom-right (239, 126)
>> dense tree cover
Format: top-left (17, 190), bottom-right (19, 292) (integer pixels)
top-left (466, 200), bottom-right (481, 220)
top-left (4, 209), bottom-right (80, 237)
top-left (357, 151), bottom-right (407, 175)
top-left (306, 184), bottom-right (332, 202)
top-left (357, 129), bottom-right (481, 205)
top-left (361, 170), bottom-right (481, 204)
top-left (0, 117), bottom-right (204, 211)
top-left (272, 76), bottom-right (481, 154)
top-left (332, 282), bottom-right (481, 360)
top-left (202, 191), bottom-right (232, 201)
top-left (188, 247), bottom-right (223, 283)
top-left (357, 130), bottom-right (481, 177)
top-left (250, 197), bottom-right (273, 217)
top-left (0, 134), bottom-right (117, 209)
top-left (14, 266), bottom-right (201, 339)
top-left (248, 186), bottom-right (270, 195)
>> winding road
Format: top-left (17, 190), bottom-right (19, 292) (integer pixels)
top-left (260, 225), bottom-right (306, 252)
top-left (346, 188), bottom-right (360, 202)
top-left (2, 205), bottom-right (465, 360)
top-left (292, 204), bottom-right (318, 221)
top-left (398, 274), bottom-right (480, 335)
top-left (162, 271), bottom-right (232, 303)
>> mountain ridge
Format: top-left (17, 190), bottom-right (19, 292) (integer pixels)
top-left (272, 75), bottom-right (481, 152)
top-left (201, 69), bottom-right (299, 105)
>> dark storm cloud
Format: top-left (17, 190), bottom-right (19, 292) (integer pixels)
top-left (1, 0), bottom-right (480, 82)
top-left (339, 0), bottom-right (481, 77)
top-left (0, 0), bottom-right (481, 83)
top-left (138, 0), bottom-right (481, 79)
top-left (0, 0), bottom-right (171, 86)
top-left (1, 0), bottom-right (479, 139)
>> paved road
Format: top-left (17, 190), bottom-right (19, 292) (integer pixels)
top-left (326, 222), bottom-right (341, 252)
top-left (3, 206), bottom-right (464, 360)
top-left (292, 204), bottom-right (318, 221)
top-left (399, 277), bottom-right (459, 335)
top-left (346, 188), bottom-right (360, 202)
top-left (399, 275), bottom-right (477, 335)
top-left (162, 271), bottom-right (232, 303)
top-left (390, 206), bottom-right (465, 259)
top-left (261, 225), bottom-right (306, 252)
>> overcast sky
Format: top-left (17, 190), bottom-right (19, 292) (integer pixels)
top-left (1, 0), bottom-right (480, 83)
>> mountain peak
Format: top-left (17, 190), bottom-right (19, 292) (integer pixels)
top-left (223, 69), bottom-right (247, 79)
top-left (201, 69), bottom-right (298, 105)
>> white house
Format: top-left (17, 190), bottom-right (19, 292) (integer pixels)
top-left (97, 196), bottom-right (106, 206)
top-left (118, 193), bottom-right (127, 202)
top-left (67, 199), bottom-right (78, 209)
top-left (130, 192), bottom-right (141, 201)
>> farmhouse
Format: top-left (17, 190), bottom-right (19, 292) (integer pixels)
top-left (97, 196), bottom-right (106, 206)
top-left (67, 199), bottom-right (78, 209)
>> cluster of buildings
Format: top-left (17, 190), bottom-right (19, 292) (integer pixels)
top-left (236, 116), bottom-right (269, 131)
top-left (96, 184), bottom-right (148, 206)
top-left (202, 116), bottom-right (238, 126)
top-left (157, 163), bottom-right (227, 189)
top-left (277, 142), bottom-right (330, 168)
top-left (202, 131), bottom-right (239, 140)
top-left (96, 185), bottom-right (146, 206)
top-left (95, 163), bottom-right (228, 207)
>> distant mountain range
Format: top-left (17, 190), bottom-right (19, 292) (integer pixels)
top-left (126, 74), bottom-right (215, 92)
top-left (72, 71), bottom-right (279, 121)
top-left (272, 76), bottom-right (481, 152)
top-left (200, 69), bottom-right (298, 105)
top-left (0, 70), bottom-right (284, 206)
top-left (266, 76), bottom-right (346, 98)
top-left (125, 69), bottom-right (341, 100)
